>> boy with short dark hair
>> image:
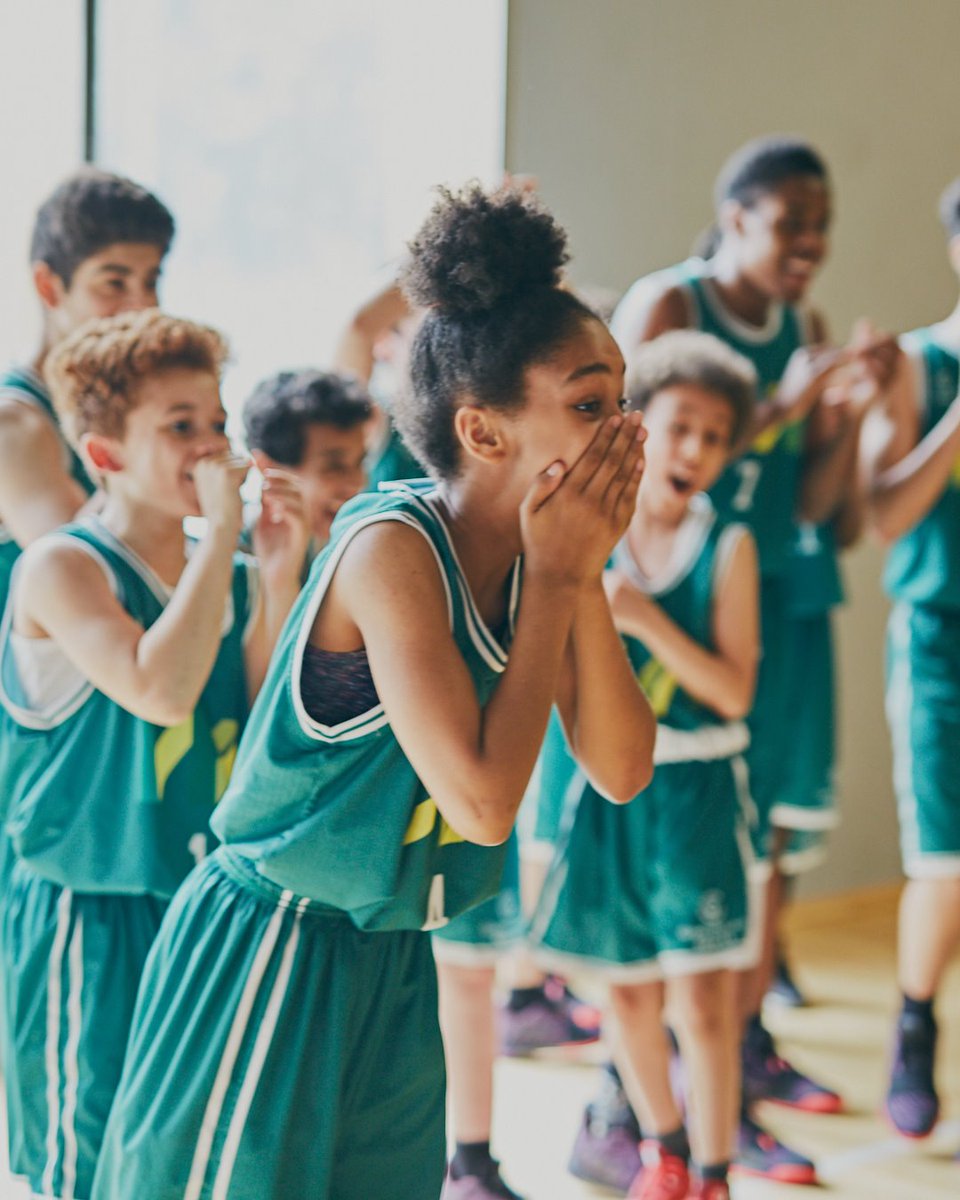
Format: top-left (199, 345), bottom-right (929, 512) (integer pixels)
top-left (0, 167), bottom-right (175, 605)
top-left (242, 368), bottom-right (371, 551)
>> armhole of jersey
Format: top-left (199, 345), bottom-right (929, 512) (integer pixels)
top-left (240, 555), bottom-right (261, 647)
top-left (712, 523), bottom-right (750, 600)
top-left (0, 534), bottom-right (119, 730)
top-left (290, 511), bottom-right (454, 744)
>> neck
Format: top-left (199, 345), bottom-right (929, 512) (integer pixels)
top-left (434, 475), bottom-right (521, 620)
top-left (708, 247), bottom-right (773, 328)
top-left (635, 493), bottom-right (687, 535)
top-left (97, 494), bottom-right (187, 585)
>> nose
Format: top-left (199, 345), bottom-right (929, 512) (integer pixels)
top-left (117, 281), bottom-right (159, 313)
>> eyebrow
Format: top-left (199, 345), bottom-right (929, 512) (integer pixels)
top-left (565, 362), bottom-right (613, 383)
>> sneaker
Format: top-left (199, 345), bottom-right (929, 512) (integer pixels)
top-left (627, 1146), bottom-right (688, 1199)
top-left (766, 952), bottom-right (808, 1008)
top-left (733, 1111), bottom-right (817, 1185)
top-left (568, 1110), bottom-right (643, 1194)
top-left (742, 1018), bottom-right (843, 1113)
top-left (688, 1181), bottom-right (730, 1200)
top-left (884, 1011), bottom-right (939, 1138)
top-left (442, 1159), bottom-right (525, 1200)
top-left (499, 977), bottom-right (601, 1056)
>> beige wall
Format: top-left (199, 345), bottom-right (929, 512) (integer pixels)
top-left (506, 0), bottom-right (960, 895)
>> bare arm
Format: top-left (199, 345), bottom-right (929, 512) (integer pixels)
top-left (244, 470), bottom-right (313, 698)
top-left (604, 530), bottom-right (759, 721)
top-left (332, 282), bottom-right (412, 384)
top-left (0, 401), bottom-right (89, 544)
top-left (325, 415), bottom-right (648, 845)
top-left (861, 350), bottom-right (960, 543)
top-left (554, 580), bottom-right (656, 804)
top-left (15, 455), bottom-right (248, 726)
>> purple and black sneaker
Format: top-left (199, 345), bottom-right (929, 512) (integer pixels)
top-left (568, 1070), bottom-right (643, 1194)
top-left (732, 1109), bottom-right (817, 1186)
top-left (884, 1010), bottom-right (939, 1139)
top-left (499, 976), bottom-right (601, 1057)
top-left (742, 1016), bottom-right (843, 1113)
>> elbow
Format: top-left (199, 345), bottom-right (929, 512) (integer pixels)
top-left (603, 757), bottom-right (654, 805)
top-left (716, 694), bottom-right (753, 722)
top-left (138, 687), bottom-right (196, 728)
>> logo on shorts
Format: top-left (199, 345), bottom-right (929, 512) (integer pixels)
top-left (698, 890), bottom-right (726, 925)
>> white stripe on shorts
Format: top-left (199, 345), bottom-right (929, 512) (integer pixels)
top-left (59, 911), bottom-right (84, 1199)
top-left (42, 888), bottom-right (74, 1198)
top-left (184, 890), bottom-right (295, 1200)
top-left (211, 897), bottom-right (309, 1200)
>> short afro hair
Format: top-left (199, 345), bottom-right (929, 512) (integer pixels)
top-left (46, 308), bottom-right (227, 446)
top-left (243, 370), bottom-right (373, 466)
top-left (31, 167), bottom-right (175, 287)
top-left (625, 331), bottom-right (756, 448)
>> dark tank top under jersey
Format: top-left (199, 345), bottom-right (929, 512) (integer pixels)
top-left (301, 644), bottom-right (379, 726)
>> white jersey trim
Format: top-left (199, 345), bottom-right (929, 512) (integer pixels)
top-left (0, 535), bottom-right (121, 730)
top-left (291, 510), bottom-right (453, 744)
top-left (613, 494), bottom-right (716, 597)
top-left (653, 720), bottom-right (749, 765)
top-left (698, 276), bottom-right (784, 344)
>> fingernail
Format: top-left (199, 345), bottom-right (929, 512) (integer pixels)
top-left (609, 415), bottom-right (623, 428)
top-left (546, 462), bottom-right (563, 477)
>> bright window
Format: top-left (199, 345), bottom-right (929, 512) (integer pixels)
top-left (94, 0), bottom-right (508, 416)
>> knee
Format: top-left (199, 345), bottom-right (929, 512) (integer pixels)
top-left (609, 982), bottom-right (662, 1021)
top-left (672, 979), bottom-right (730, 1041)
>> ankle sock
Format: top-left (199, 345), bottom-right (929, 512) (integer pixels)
top-left (901, 993), bottom-right (935, 1025)
top-left (698, 1160), bottom-right (729, 1182)
top-left (653, 1126), bottom-right (689, 1161)
top-left (450, 1141), bottom-right (493, 1179)
top-left (506, 985), bottom-right (546, 1012)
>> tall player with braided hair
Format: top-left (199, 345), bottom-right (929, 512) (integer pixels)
top-left (0, 309), bottom-right (310, 1199)
top-left (91, 184), bottom-right (655, 1200)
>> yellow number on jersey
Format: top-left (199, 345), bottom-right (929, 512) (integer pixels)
top-left (638, 659), bottom-right (678, 719)
top-left (403, 798), bottom-right (465, 847)
top-left (155, 716), bottom-right (194, 800)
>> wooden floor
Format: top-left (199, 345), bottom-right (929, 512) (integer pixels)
top-left (3, 883), bottom-right (959, 1198)
top-left (492, 884), bottom-right (960, 1200)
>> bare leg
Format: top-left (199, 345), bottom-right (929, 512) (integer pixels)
top-left (898, 877), bottom-right (960, 999)
top-left (437, 960), bottom-right (497, 1143)
top-left (668, 971), bottom-right (739, 1165)
top-left (608, 981), bottom-right (681, 1136)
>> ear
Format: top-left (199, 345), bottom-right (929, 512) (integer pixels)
top-left (717, 198), bottom-right (746, 239)
top-left (453, 404), bottom-right (507, 466)
top-left (81, 432), bottom-right (124, 475)
top-left (32, 261), bottom-right (67, 311)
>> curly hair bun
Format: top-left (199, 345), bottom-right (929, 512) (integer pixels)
top-left (402, 182), bottom-right (569, 317)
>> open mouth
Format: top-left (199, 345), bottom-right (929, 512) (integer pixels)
top-left (669, 475), bottom-right (695, 496)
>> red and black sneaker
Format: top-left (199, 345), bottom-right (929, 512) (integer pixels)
top-left (732, 1111), bottom-right (818, 1186)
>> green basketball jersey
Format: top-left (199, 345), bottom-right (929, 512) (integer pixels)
top-left (212, 480), bottom-right (518, 933)
top-left (885, 328), bottom-right (960, 609)
top-left (0, 366), bottom-right (95, 608)
top-left (788, 521), bottom-right (844, 617)
top-left (0, 519), bottom-right (253, 896)
top-left (613, 495), bottom-right (748, 736)
top-left (616, 260), bottom-right (807, 578)
top-left (365, 420), bottom-right (425, 491)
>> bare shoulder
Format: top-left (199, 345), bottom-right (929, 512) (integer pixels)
top-left (613, 279), bottom-right (691, 351)
top-left (0, 395), bottom-right (60, 456)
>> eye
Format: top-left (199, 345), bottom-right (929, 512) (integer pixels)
top-left (213, 421), bottom-right (227, 435)
top-left (617, 396), bottom-right (628, 413)
top-left (169, 420), bottom-right (195, 436)
top-left (573, 398), bottom-right (602, 415)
